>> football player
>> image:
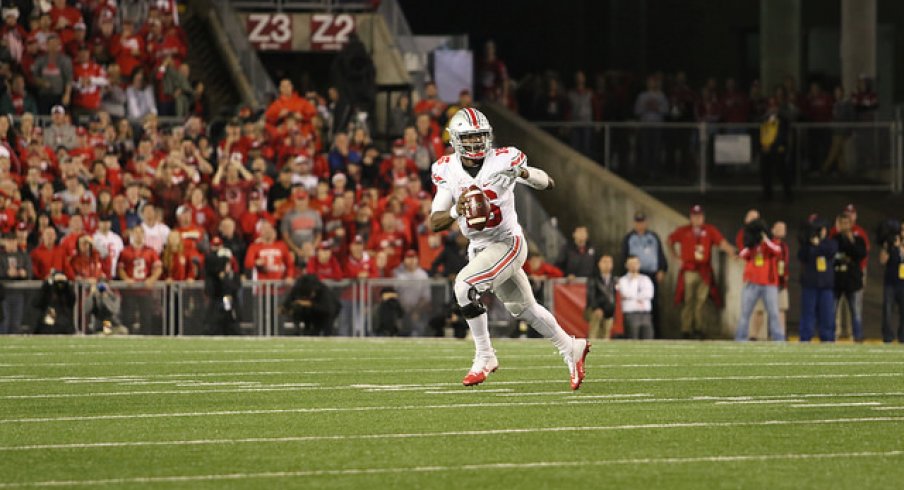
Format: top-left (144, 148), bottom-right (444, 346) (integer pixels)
top-left (429, 108), bottom-right (590, 389)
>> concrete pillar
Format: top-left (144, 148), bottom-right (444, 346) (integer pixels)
top-left (760, 0), bottom-right (801, 92)
top-left (841, 0), bottom-right (877, 93)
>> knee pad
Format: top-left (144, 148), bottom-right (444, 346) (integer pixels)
top-left (460, 301), bottom-right (486, 319)
top-left (455, 281), bottom-right (486, 319)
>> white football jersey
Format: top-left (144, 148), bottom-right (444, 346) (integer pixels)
top-left (431, 146), bottom-right (527, 251)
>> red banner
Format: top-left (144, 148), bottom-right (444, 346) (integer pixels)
top-left (552, 282), bottom-right (624, 338)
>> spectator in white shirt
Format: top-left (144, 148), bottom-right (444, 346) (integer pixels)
top-left (125, 70), bottom-right (157, 123)
top-left (92, 214), bottom-right (124, 274)
top-left (617, 255), bottom-right (655, 339)
top-left (140, 204), bottom-right (171, 255)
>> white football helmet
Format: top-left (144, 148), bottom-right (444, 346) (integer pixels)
top-left (447, 108), bottom-right (493, 160)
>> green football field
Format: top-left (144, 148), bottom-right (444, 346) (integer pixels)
top-left (1, 336), bottom-right (903, 489)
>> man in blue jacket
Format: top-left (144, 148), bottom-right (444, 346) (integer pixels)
top-left (879, 227), bottom-right (904, 343)
top-left (621, 211), bottom-right (668, 337)
top-left (798, 217), bottom-right (838, 342)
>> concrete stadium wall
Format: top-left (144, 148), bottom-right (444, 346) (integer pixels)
top-left (481, 103), bottom-right (744, 338)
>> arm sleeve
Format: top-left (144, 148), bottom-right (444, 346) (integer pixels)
top-left (520, 166), bottom-right (551, 189)
top-left (640, 276), bottom-right (655, 301)
top-left (430, 187), bottom-right (455, 214)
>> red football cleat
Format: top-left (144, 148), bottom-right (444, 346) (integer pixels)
top-left (570, 338), bottom-right (590, 391)
top-left (462, 355), bottom-right (499, 386)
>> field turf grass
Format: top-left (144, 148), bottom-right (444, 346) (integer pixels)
top-left (1, 336), bottom-right (903, 489)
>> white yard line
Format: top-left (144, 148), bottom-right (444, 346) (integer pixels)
top-left (0, 449), bottom-right (902, 487)
top-left (0, 386), bottom-right (321, 400)
top-left (872, 407), bottom-right (904, 411)
top-left (790, 402), bottom-right (882, 408)
top-left (0, 417), bottom-right (901, 453)
top-left (715, 399), bottom-right (806, 405)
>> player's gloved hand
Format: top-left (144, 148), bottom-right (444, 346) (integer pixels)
top-left (486, 167), bottom-right (521, 187)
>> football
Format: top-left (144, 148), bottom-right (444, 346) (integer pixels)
top-left (463, 185), bottom-right (490, 230)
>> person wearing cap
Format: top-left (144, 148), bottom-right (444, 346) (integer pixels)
top-left (305, 240), bottom-right (344, 281)
top-left (759, 97), bottom-right (792, 201)
top-left (44, 105), bottom-right (78, 150)
top-left (64, 20), bottom-right (87, 58)
top-left (279, 186), bottom-right (321, 267)
top-left (1, 7), bottom-right (26, 41)
top-left (798, 216), bottom-right (838, 342)
top-left (32, 33), bottom-right (73, 115)
top-left (668, 205), bottom-right (734, 339)
top-left (829, 203), bottom-right (871, 339)
top-left (829, 213), bottom-right (867, 342)
top-left (555, 226), bottom-right (597, 280)
top-left (343, 234), bottom-right (376, 279)
top-left (0, 231), bottom-right (31, 334)
top-left (92, 214), bottom-right (123, 276)
top-left (393, 248), bottom-right (431, 336)
top-left (77, 193), bottom-right (97, 234)
top-left (621, 211), bottom-right (668, 337)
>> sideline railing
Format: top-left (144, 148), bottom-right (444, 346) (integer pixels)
top-left (530, 120), bottom-right (903, 194)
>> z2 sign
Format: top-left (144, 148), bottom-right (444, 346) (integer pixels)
top-left (310, 13), bottom-right (355, 51)
top-left (247, 13), bottom-right (292, 51)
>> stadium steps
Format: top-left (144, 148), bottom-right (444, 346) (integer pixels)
top-left (182, 6), bottom-right (243, 117)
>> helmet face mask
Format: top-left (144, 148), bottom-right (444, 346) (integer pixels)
top-left (447, 108), bottom-right (493, 160)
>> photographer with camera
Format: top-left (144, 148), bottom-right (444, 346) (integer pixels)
top-left (87, 281), bottom-right (128, 335)
top-left (798, 216), bottom-right (838, 342)
top-left (32, 270), bottom-right (76, 334)
top-left (374, 286), bottom-right (404, 337)
top-left (735, 218), bottom-right (784, 341)
top-left (832, 214), bottom-right (867, 342)
top-left (203, 237), bottom-right (242, 335)
top-left (879, 223), bottom-right (904, 343)
top-left (281, 274), bottom-right (340, 336)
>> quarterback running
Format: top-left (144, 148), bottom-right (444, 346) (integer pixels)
top-left (430, 107), bottom-right (590, 390)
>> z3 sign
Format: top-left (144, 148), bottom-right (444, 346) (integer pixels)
top-left (310, 13), bottom-right (355, 51)
top-left (246, 13), bottom-right (292, 51)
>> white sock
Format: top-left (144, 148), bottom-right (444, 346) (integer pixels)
top-left (466, 314), bottom-right (494, 358)
top-left (521, 304), bottom-right (571, 358)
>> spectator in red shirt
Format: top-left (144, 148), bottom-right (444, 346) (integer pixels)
top-left (244, 220), bottom-right (295, 281)
top-left (668, 204), bottom-right (735, 339)
top-left (50, 0), bottom-right (83, 32)
top-left (524, 250), bottom-right (565, 307)
top-left (184, 187), bottom-right (217, 235)
top-left (30, 226), bottom-right (64, 280)
top-left (306, 240), bottom-right (344, 280)
top-left (110, 19), bottom-right (144, 79)
top-left (413, 81), bottom-right (446, 123)
top-left (65, 235), bottom-right (106, 281)
top-left (343, 234), bottom-right (376, 279)
top-left (265, 78), bottom-right (317, 127)
top-left (367, 211), bottom-right (408, 272)
top-left (117, 226), bottom-right (162, 285)
top-left (71, 45), bottom-right (108, 117)
top-left (239, 190), bottom-right (276, 243)
top-left (212, 152), bottom-right (254, 219)
top-left (161, 230), bottom-right (196, 281)
top-left (735, 219), bottom-right (784, 342)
